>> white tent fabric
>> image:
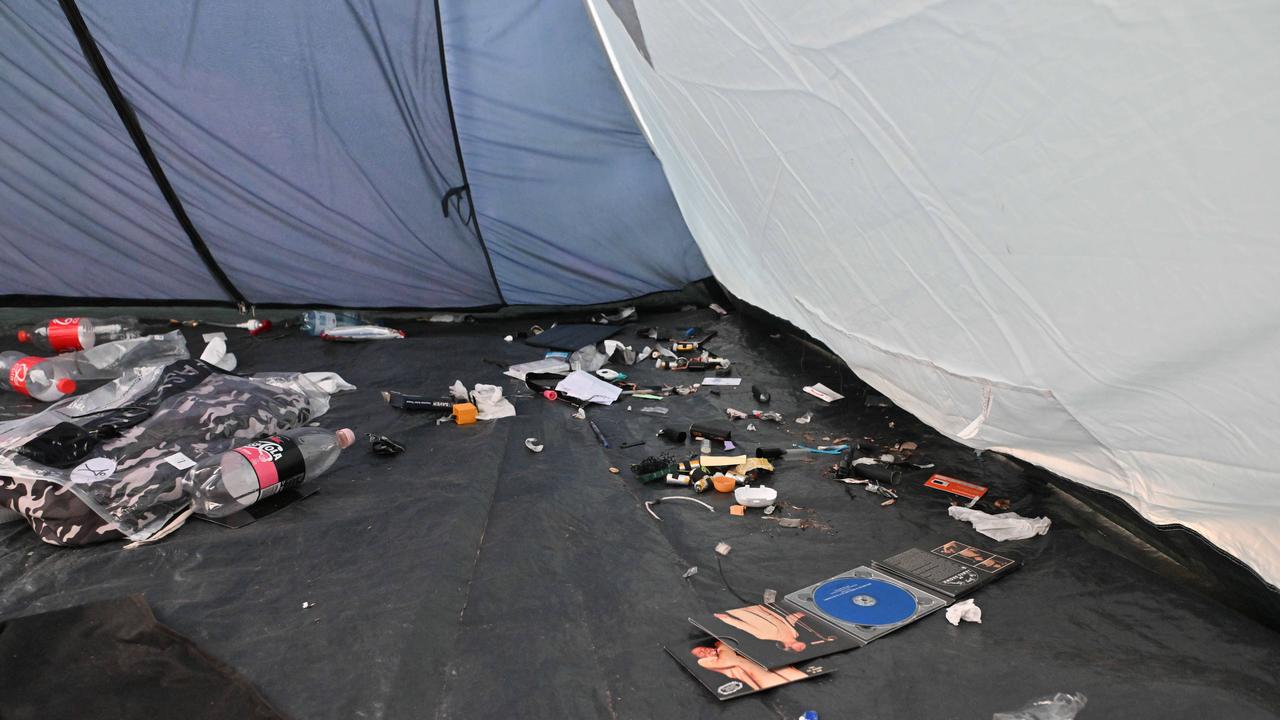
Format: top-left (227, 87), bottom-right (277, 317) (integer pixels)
top-left (586, 1), bottom-right (1280, 587)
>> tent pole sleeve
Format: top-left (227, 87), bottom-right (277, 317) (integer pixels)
top-left (433, 0), bottom-right (506, 306)
top-left (56, 0), bottom-right (249, 310)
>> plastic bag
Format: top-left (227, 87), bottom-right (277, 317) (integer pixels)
top-left (993, 692), bottom-right (1087, 720)
top-left (569, 344), bottom-right (608, 373)
top-left (0, 359), bottom-right (349, 544)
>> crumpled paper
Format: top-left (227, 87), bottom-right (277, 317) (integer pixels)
top-left (945, 598), bottom-right (982, 625)
top-left (948, 506), bottom-right (1050, 541)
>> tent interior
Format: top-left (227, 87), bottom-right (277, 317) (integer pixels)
top-left (1, 1), bottom-right (1278, 718)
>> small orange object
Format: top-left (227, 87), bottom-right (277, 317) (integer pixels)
top-left (712, 474), bottom-right (737, 493)
top-left (452, 402), bottom-right (478, 425)
top-left (729, 504), bottom-right (746, 516)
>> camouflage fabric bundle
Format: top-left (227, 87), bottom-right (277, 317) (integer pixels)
top-left (0, 359), bottom-right (340, 546)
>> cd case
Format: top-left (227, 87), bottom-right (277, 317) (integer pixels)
top-left (873, 539), bottom-right (1020, 598)
top-left (784, 566), bottom-right (947, 644)
top-left (666, 636), bottom-right (834, 701)
top-left (688, 603), bottom-right (861, 669)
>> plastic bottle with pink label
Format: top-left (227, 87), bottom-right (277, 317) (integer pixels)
top-left (17, 316), bottom-right (142, 353)
top-left (0, 351), bottom-right (78, 401)
top-left (184, 427), bottom-right (356, 517)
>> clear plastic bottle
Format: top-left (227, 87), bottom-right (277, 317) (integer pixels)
top-left (0, 351), bottom-right (77, 402)
top-left (17, 316), bottom-right (142, 353)
top-left (299, 310), bottom-right (363, 337)
top-left (185, 427), bottom-right (355, 517)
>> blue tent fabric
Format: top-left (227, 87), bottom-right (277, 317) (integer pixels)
top-left (440, 0), bottom-right (709, 305)
top-left (0, 3), bottom-right (225, 300)
top-left (74, 0), bottom-right (502, 308)
top-left (0, 1), bottom-right (707, 308)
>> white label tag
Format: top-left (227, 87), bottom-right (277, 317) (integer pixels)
top-left (70, 457), bottom-right (117, 485)
top-left (165, 452), bottom-right (197, 470)
top-left (201, 332), bottom-right (227, 343)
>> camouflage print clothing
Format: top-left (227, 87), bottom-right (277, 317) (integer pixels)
top-left (0, 360), bottom-right (336, 546)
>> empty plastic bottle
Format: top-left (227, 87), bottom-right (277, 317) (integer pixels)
top-left (17, 316), bottom-right (142, 353)
top-left (0, 351), bottom-right (77, 402)
top-left (299, 310), bottom-right (363, 337)
top-left (185, 427), bottom-right (356, 517)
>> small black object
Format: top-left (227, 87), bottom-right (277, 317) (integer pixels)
top-left (751, 385), bottom-right (770, 404)
top-left (367, 433), bottom-right (406, 455)
top-left (620, 440), bottom-right (646, 449)
top-left (17, 422), bottom-right (97, 468)
top-left (853, 462), bottom-right (901, 485)
top-left (755, 447), bottom-right (785, 460)
top-left (657, 428), bottom-right (687, 443)
top-left (688, 422), bottom-right (732, 442)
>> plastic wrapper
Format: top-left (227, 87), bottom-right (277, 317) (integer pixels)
top-left (993, 692), bottom-right (1087, 720)
top-left (60, 331), bottom-right (189, 380)
top-left (0, 359), bottom-right (348, 544)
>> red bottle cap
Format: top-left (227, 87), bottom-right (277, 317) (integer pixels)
top-left (335, 428), bottom-right (355, 449)
top-left (17, 330), bottom-right (29, 343)
top-left (55, 378), bottom-right (76, 394)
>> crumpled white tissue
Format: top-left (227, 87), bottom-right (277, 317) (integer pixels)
top-left (945, 598), bottom-right (982, 625)
top-left (471, 384), bottom-right (516, 420)
top-left (198, 336), bottom-right (236, 371)
top-left (948, 506), bottom-right (1051, 541)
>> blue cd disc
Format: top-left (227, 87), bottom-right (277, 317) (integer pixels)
top-left (812, 577), bottom-right (918, 626)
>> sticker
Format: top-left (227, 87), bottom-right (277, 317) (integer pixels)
top-left (7, 356), bottom-right (47, 396)
top-left (46, 318), bottom-right (85, 353)
top-left (165, 452), bottom-right (197, 470)
top-left (233, 435), bottom-right (306, 499)
top-left (70, 457), bottom-right (118, 485)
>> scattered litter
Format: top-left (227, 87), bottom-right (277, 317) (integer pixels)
top-left (775, 518), bottom-right (804, 528)
top-left (803, 383), bottom-right (844, 403)
top-left (302, 601), bottom-right (316, 610)
top-left (701, 376), bottom-right (740, 386)
top-left (763, 505), bottom-right (776, 515)
top-left (795, 411), bottom-right (813, 424)
top-left (504, 334), bottom-right (514, 342)
top-left (729, 504), bottom-right (745, 516)
top-left (751, 410), bottom-right (783, 423)
top-left (746, 423), bottom-right (757, 431)
top-left (367, 434), bottom-right (405, 455)
top-left (609, 467), bottom-right (620, 474)
top-left (881, 498), bottom-right (897, 506)
top-left (725, 408), bottom-right (748, 420)
top-left (383, 391), bottom-right (453, 412)
top-left (925, 474), bottom-right (987, 506)
top-left (656, 428), bottom-right (686, 443)
top-left (993, 498), bottom-right (1012, 511)
top-left (682, 566), bottom-right (698, 579)
top-left (556, 370), bottom-right (622, 405)
top-left (751, 385), bottom-right (770, 403)
top-left (591, 306), bottom-right (636, 324)
top-left (569, 344), bottom-right (609, 373)
top-left (620, 440), bottom-right (645, 449)
top-left (471, 384), bottom-right (516, 420)
top-left (524, 438), bottom-right (544, 453)
top-left (709, 303), bottom-right (728, 316)
top-left (589, 420), bottom-right (611, 447)
top-left (715, 541), bottom-right (732, 555)
top-left (734, 485), bottom-right (777, 507)
top-left (645, 496), bottom-right (715, 521)
top-left (949, 506), bottom-right (1051, 541)
top-left (321, 324), bottom-right (405, 341)
top-left (945, 598), bottom-right (982, 626)
top-left (800, 712), bottom-right (819, 720)
top-left (504, 357), bottom-right (570, 380)
top-left (595, 368), bottom-right (626, 381)
top-left (993, 692), bottom-right (1087, 720)
top-left (762, 588), bottom-right (777, 604)
top-left (639, 406), bottom-right (669, 415)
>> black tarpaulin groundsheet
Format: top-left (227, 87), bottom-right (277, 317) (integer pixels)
top-left (1, 308), bottom-right (1278, 719)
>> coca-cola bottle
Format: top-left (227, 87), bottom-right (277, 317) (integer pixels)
top-left (0, 351), bottom-right (77, 402)
top-left (17, 316), bottom-right (143, 353)
top-left (185, 427), bottom-right (355, 517)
